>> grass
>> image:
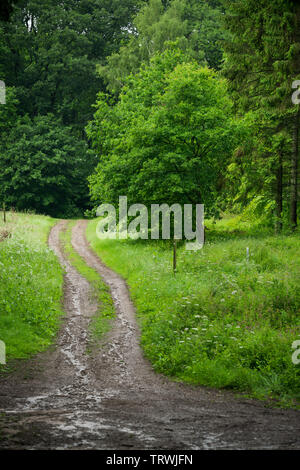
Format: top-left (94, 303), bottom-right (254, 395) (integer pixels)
top-left (0, 211), bottom-right (63, 372)
top-left (87, 215), bottom-right (300, 407)
top-left (59, 220), bottom-right (115, 350)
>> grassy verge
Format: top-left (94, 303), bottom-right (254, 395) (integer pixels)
top-left (87, 216), bottom-right (300, 407)
top-left (0, 211), bottom-right (63, 372)
top-left (59, 221), bottom-right (115, 350)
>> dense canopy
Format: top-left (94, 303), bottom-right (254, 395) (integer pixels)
top-left (0, 0), bottom-right (299, 229)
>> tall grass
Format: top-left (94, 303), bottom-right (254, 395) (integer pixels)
top-left (87, 217), bottom-right (300, 406)
top-left (0, 212), bottom-right (63, 369)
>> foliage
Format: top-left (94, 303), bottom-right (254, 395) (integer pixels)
top-left (0, 0), bottom-right (141, 130)
top-left (87, 48), bottom-right (244, 217)
top-left (98, 0), bottom-right (226, 94)
top-left (222, 0), bottom-right (300, 230)
top-left (0, 113), bottom-right (96, 217)
top-left (0, 0), bottom-right (18, 22)
top-left (0, 0), bottom-right (141, 216)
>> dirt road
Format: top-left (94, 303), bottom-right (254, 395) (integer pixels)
top-left (0, 220), bottom-right (299, 449)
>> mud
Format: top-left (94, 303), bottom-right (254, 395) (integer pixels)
top-left (0, 220), bottom-right (299, 450)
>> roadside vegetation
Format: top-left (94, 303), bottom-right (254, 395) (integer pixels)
top-left (0, 212), bottom-right (63, 371)
top-left (87, 216), bottom-right (300, 406)
top-left (59, 221), bottom-right (115, 350)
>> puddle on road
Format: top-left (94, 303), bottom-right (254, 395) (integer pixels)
top-left (54, 410), bottom-right (157, 448)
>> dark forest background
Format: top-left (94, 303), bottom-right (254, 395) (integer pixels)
top-left (0, 0), bottom-right (299, 231)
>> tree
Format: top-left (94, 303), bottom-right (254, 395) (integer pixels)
top-left (222, 0), bottom-right (300, 230)
top-left (98, 0), bottom-right (226, 95)
top-left (0, 114), bottom-right (96, 217)
top-left (0, 0), bottom-right (142, 134)
top-left (87, 48), bottom-right (243, 216)
top-left (0, 0), bottom-right (141, 216)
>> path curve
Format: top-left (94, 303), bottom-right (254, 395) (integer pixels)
top-left (0, 220), bottom-right (299, 450)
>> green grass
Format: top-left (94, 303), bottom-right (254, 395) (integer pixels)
top-left (87, 216), bottom-right (300, 407)
top-left (0, 211), bottom-right (64, 371)
top-left (59, 221), bottom-right (115, 350)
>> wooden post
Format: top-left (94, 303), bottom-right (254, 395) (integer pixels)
top-left (3, 203), bottom-right (6, 223)
top-left (173, 238), bottom-right (177, 275)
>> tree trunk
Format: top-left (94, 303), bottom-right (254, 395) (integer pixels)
top-left (290, 110), bottom-right (299, 230)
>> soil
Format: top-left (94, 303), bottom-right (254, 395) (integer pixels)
top-left (0, 220), bottom-right (299, 450)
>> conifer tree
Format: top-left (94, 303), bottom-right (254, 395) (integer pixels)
top-left (223, 0), bottom-right (300, 230)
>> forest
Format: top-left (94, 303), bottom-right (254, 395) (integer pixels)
top-left (0, 0), bottom-right (300, 452)
top-left (0, 0), bottom-right (299, 229)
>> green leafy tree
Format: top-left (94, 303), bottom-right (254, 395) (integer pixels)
top-left (99, 0), bottom-right (226, 94)
top-left (0, 0), bottom-right (141, 133)
top-left (0, 0), bottom-right (141, 216)
top-left (0, 114), bottom-right (96, 217)
top-left (87, 49), bottom-right (243, 216)
top-left (0, 87), bottom-right (18, 135)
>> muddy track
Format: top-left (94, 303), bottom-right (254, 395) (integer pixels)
top-left (0, 220), bottom-right (299, 450)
